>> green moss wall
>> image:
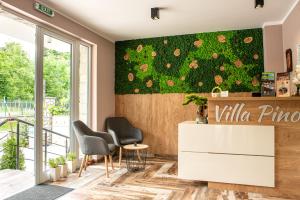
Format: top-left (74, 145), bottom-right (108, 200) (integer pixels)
top-left (115, 28), bottom-right (264, 94)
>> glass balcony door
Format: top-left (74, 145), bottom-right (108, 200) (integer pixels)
top-left (36, 28), bottom-right (91, 182)
top-left (0, 9), bottom-right (91, 191)
top-left (36, 28), bottom-right (75, 181)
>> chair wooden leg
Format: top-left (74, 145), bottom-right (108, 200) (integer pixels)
top-left (109, 155), bottom-right (114, 170)
top-left (119, 147), bottom-right (122, 168)
top-left (84, 155), bottom-right (89, 170)
top-left (104, 155), bottom-right (109, 178)
top-left (78, 155), bottom-right (87, 177)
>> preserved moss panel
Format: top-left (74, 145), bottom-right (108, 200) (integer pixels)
top-left (115, 28), bottom-right (264, 94)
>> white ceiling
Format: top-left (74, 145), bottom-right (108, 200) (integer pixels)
top-left (39, 0), bottom-right (298, 42)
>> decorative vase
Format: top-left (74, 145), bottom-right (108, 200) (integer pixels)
top-left (49, 167), bottom-right (60, 181)
top-left (60, 164), bottom-right (68, 178)
top-left (67, 160), bottom-right (77, 173)
top-left (196, 105), bottom-right (207, 124)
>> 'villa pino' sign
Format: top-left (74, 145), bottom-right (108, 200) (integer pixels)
top-left (216, 103), bottom-right (300, 123)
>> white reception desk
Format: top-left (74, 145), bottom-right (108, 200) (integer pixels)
top-left (178, 122), bottom-right (275, 187)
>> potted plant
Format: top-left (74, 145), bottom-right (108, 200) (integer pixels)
top-left (67, 152), bottom-right (77, 173)
top-left (56, 156), bottom-right (68, 178)
top-left (49, 158), bottom-right (60, 181)
top-left (183, 94), bottom-right (208, 124)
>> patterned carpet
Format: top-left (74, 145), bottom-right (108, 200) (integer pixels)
top-left (56, 157), bottom-right (292, 200)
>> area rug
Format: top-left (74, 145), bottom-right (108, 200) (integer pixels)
top-left (5, 184), bottom-right (73, 200)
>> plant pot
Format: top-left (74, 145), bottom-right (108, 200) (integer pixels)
top-left (60, 164), bottom-right (68, 178)
top-left (49, 167), bottom-right (60, 181)
top-left (67, 160), bottom-right (77, 173)
top-left (196, 105), bottom-right (207, 124)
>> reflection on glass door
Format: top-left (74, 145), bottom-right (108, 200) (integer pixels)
top-left (78, 44), bottom-right (90, 158)
top-left (79, 44), bottom-right (90, 124)
top-left (42, 34), bottom-right (71, 170)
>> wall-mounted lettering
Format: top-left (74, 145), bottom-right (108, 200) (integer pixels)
top-left (215, 103), bottom-right (300, 123)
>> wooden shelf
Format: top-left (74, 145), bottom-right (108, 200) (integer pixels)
top-left (208, 96), bottom-right (300, 101)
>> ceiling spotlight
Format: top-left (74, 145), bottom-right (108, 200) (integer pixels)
top-left (255, 0), bottom-right (264, 8)
top-left (151, 7), bottom-right (159, 20)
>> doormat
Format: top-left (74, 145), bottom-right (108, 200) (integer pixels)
top-left (5, 184), bottom-right (73, 200)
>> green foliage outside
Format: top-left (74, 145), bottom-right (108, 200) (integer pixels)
top-left (48, 105), bottom-right (68, 115)
top-left (0, 42), bottom-right (70, 113)
top-left (0, 43), bottom-right (34, 100)
top-left (115, 28), bottom-right (264, 94)
top-left (43, 49), bottom-right (70, 101)
top-left (0, 122), bottom-right (30, 146)
top-left (0, 136), bottom-right (25, 170)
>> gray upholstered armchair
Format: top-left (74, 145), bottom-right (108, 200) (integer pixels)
top-left (105, 117), bottom-right (143, 167)
top-left (72, 120), bottom-right (115, 178)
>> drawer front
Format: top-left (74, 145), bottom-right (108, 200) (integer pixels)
top-left (178, 151), bottom-right (274, 187)
top-left (178, 124), bottom-right (274, 156)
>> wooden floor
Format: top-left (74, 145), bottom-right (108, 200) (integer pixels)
top-left (0, 169), bottom-right (35, 199)
top-left (51, 156), bottom-right (295, 200)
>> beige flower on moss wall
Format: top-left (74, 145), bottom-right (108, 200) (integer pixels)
top-left (236, 80), bottom-right (242, 85)
top-left (253, 54), bottom-right (259, 60)
top-left (128, 73), bottom-right (134, 81)
top-left (198, 82), bottom-right (203, 87)
top-left (166, 63), bottom-right (172, 68)
top-left (146, 80), bottom-right (153, 88)
top-left (134, 88), bottom-right (140, 93)
top-left (163, 39), bottom-right (168, 45)
top-left (220, 65), bottom-right (225, 71)
top-left (212, 53), bottom-right (219, 59)
top-left (152, 51), bottom-right (157, 57)
top-left (124, 53), bottom-right (129, 61)
top-left (234, 59), bottom-right (243, 68)
top-left (252, 77), bottom-right (259, 86)
top-left (217, 35), bottom-right (226, 43)
top-left (167, 80), bottom-right (175, 87)
top-left (194, 39), bottom-right (203, 48)
top-left (136, 45), bottom-right (143, 52)
top-left (180, 76), bottom-right (185, 81)
top-left (214, 75), bottom-right (223, 85)
top-left (174, 49), bottom-right (180, 57)
top-left (140, 64), bottom-right (148, 72)
top-left (189, 60), bottom-right (199, 69)
top-left (244, 37), bottom-right (253, 44)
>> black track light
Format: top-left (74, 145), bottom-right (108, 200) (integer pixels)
top-left (255, 0), bottom-right (264, 9)
top-left (151, 7), bottom-right (159, 20)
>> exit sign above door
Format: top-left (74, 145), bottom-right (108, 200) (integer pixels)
top-left (34, 2), bottom-right (54, 17)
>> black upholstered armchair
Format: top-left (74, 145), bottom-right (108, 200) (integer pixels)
top-left (72, 120), bottom-right (115, 178)
top-left (105, 117), bottom-right (143, 167)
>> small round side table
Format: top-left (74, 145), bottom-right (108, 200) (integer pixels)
top-left (123, 144), bottom-right (149, 172)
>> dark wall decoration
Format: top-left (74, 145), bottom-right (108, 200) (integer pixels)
top-left (115, 28), bottom-right (264, 94)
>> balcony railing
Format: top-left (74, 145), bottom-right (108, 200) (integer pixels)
top-left (0, 117), bottom-right (70, 169)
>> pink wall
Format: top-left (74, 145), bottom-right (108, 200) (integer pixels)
top-left (263, 0), bottom-right (300, 76)
top-left (282, 1), bottom-right (300, 70)
top-left (0, 0), bottom-right (115, 131)
top-left (263, 25), bottom-right (284, 73)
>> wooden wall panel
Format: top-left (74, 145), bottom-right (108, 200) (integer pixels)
top-left (115, 93), bottom-right (250, 155)
top-left (208, 97), bottom-right (300, 199)
top-left (116, 93), bottom-right (197, 155)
